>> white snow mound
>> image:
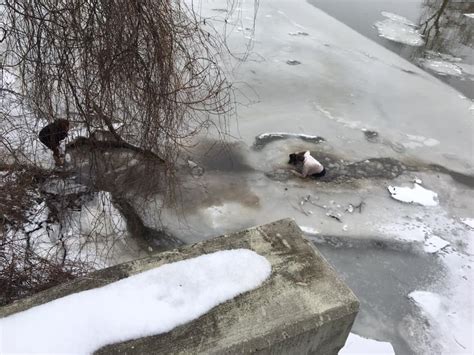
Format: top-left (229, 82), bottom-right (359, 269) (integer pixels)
top-left (387, 183), bottom-right (439, 206)
top-left (0, 249), bottom-right (271, 354)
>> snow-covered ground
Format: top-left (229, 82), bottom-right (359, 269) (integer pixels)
top-left (0, 249), bottom-right (271, 354)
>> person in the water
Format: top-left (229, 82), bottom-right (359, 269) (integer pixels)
top-left (288, 151), bottom-right (326, 178)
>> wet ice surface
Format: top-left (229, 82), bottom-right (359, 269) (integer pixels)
top-left (314, 239), bottom-right (448, 354)
top-left (156, 0), bottom-right (474, 353)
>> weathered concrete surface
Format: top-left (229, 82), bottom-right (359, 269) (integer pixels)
top-left (0, 219), bottom-right (359, 354)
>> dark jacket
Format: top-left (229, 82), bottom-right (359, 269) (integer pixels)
top-left (39, 120), bottom-right (68, 150)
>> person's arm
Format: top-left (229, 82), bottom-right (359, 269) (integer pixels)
top-left (301, 162), bottom-right (310, 178)
top-left (290, 169), bottom-right (305, 178)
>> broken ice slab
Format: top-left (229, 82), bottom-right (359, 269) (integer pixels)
top-left (374, 12), bottom-right (424, 46)
top-left (387, 183), bottom-right (439, 207)
top-left (253, 132), bottom-right (325, 150)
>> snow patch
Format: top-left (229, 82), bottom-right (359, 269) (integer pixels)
top-left (408, 291), bottom-right (443, 319)
top-left (340, 333), bottom-right (395, 354)
top-left (388, 183), bottom-right (439, 207)
top-left (423, 235), bottom-right (450, 254)
top-left (404, 134), bottom-right (440, 149)
top-left (374, 12), bottom-right (424, 46)
top-left (75, 191), bottom-right (126, 237)
top-left (299, 225), bottom-right (320, 236)
top-left (0, 249), bottom-right (271, 354)
top-left (464, 13), bottom-right (474, 19)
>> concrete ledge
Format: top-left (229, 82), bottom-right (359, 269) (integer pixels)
top-left (0, 219), bottom-right (359, 354)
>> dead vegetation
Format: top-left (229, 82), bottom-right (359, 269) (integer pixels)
top-left (0, 0), bottom-right (247, 305)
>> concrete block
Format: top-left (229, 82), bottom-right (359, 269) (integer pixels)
top-left (0, 219), bottom-right (359, 354)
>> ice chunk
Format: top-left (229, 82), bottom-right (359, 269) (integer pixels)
top-left (423, 235), bottom-right (450, 253)
top-left (381, 11), bottom-right (416, 26)
top-left (340, 333), bottom-right (395, 354)
top-left (253, 132), bottom-right (324, 150)
top-left (374, 13), bottom-right (424, 46)
top-left (417, 58), bottom-right (464, 77)
top-left (461, 218), bottom-right (474, 229)
top-left (387, 183), bottom-right (439, 206)
top-left (0, 249), bottom-right (271, 354)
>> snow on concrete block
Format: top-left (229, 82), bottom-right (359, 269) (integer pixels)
top-left (0, 249), bottom-right (271, 354)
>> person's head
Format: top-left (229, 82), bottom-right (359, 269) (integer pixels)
top-left (55, 119), bottom-right (70, 132)
top-left (288, 151), bottom-right (306, 165)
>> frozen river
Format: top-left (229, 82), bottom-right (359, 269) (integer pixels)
top-left (3, 0), bottom-right (472, 353)
top-left (148, 0), bottom-right (473, 353)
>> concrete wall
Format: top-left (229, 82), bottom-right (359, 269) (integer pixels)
top-left (0, 219), bottom-right (359, 354)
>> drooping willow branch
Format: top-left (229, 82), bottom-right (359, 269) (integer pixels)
top-left (2, 0), bottom-right (234, 163)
